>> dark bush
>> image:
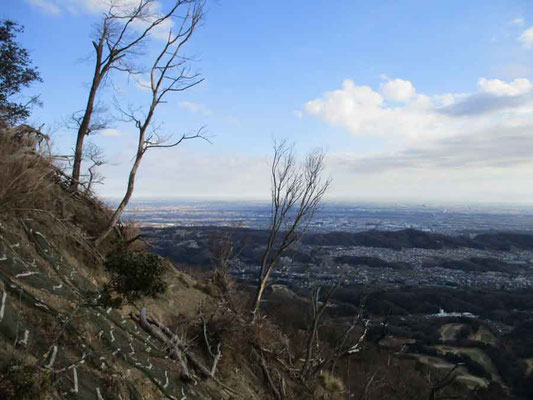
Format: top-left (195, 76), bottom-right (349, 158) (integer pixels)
top-left (0, 360), bottom-right (51, 400)
top-left (104, 251), bottom-right (168, 304)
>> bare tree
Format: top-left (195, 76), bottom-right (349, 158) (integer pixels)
top-left (299, 285), bottom-right (369, 380)
top-left (426, 365), bottom-right (460, 400)
top-left (95, 0), bottom-right (206, 246)
top-left (252, 141), bottom-right (330, 316)
top-left (300, 284), bottom-right (338, 378)
top-left (71, 0), bottom-right (198, 190)
top-left (208, 230), bottom-right (251, 314)
top-left (209, 232), bottom-right (236, 302)
top-left (83, 142), bottom-right (106, 193)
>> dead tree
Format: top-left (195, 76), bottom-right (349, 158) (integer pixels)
top-left (300, 284), bottom-right (338, 378)
top-left (208, 232), bottom-right (236, 305)
top-left (83, 142), bottom-right (105, 193)
top-left (71, 0), bottom-right (197, 190)
top-left (95, 1), bottom-right (206, 246)
top-left (299, 285), bottom-right (369, 380)
top-left (252, 141), bottom-right (330, 317)
top-left (208, 230), bottom-right (251, 313)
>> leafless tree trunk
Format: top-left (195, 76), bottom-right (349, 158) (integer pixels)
top-left (71, 0), bottom-right (195, 190)
top-left (95, 1), bottom-right (207, 246)
top-left (295, 284), bottom-right (370, 381)
top-left (300, 285), bottom-right (338, 378)
top-left (252, 141), bottom-right (330, 317)
top-left (307, 306), bottom-right (369, 379)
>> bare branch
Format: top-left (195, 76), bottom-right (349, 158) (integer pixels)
top-left (71, 0), bottom-right (205, 190)
top-left (300, 284), bottom-right (339, 378)
top-left (95, 0), bottom-right (206, 246)
top-left (252, 141), bottom-right (331, 317)
top-left (144, 126), bottom-right (211, 150)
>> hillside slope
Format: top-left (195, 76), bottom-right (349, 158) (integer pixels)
top-left (0, 128), bottom-right (289, 399)
top-left (0, 208), bottom-right (278, 399)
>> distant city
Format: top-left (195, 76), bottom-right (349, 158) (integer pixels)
top-left (136, 200), bottom-right (533, 292)
top-left (123, 200), bottom-right (533, 235)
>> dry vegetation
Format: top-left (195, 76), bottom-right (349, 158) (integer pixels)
top-left (0, 125), bottom-right (56, 214)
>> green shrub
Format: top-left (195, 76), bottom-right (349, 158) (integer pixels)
top-left (104, 251), bottom-right (168, 304)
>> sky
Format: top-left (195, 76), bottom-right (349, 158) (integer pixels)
top-left (3, 0), bottom-right (533, 205)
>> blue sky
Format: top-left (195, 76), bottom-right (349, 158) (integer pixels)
top-left (4, 0), bottom-right (533, 204)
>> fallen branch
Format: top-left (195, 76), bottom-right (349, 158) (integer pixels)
top-left (138, 307), bottom-right (221, 379)
top-left (136, 307), bottom-right (246, 399)
top-left (139, 307), bottom-right (191, 379)
top-left (201, 316), bottom-right (222, 378)
top-left (253, 348), bottom-right (283, 400)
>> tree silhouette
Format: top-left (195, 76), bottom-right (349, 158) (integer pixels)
top-left (0, 20), bottom-right (41, 124)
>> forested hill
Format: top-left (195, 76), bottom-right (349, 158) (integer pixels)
top-left (143, 225), bottom-right (533, 252)
top-left (302, 228), bottom-right (533, 250)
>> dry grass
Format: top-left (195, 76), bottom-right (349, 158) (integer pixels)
top-left (312, 372), bottom-right (346, 400)
top-left (0, 130), bottom-right (58, 214)
top-left (0, 125), bottom-right (117, 252)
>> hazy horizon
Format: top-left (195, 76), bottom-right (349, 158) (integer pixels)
top-left (113, 196), bottom-right (533, 212)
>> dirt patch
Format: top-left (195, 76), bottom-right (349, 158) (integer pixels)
top-left (468, 326), bottom-right (496, 345)
top-left (439, 323), bottom-right (465, 342)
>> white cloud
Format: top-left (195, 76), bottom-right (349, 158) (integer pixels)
top-left (304, 79), bottom-right (442, 144)
top-left (512, 17), bottom-right (525, 26)
top-left (303, 76), bottom-right (533, 190)
top-left (380, 78), bottom-right (416, 102)
top-left (27, 0), bottom-right (61, 15)
top-left (179, 101), bottom-right (211, 116)
top-left (325, 151), bottom-right (533, 204)
top-left (97, 143), bottom-right (533, 204)
top-left (293, 110), bottom-right (304, 119)
top-left (478, 77), bottom-right (532, 96)
top-left (26, 0), bottom-right (175, 39)
top-left (101, 128), bottom-right (122, 137)
top-left (26, 0), bottom-right (112, 15)
top-left (519, 26), bottom-right (533, 48)
top-left (304, 77), bottom-right (533, 144)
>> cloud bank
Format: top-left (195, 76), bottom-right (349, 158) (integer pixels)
top-left (304, 76), bottom-right (533, 174)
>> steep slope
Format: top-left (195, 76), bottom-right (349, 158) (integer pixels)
top-left (0, 209), bottom-right (276, 399)
top-left (0, 128), bottom-right (282, 399)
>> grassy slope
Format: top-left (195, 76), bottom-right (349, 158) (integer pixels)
top-left (0, 211), bottom-right (270, 399)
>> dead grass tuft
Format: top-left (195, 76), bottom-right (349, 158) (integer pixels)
top-left (0, 124), bottom-right (118, 254)
top-left (0, 129), bottom-right (58, 214)
top-left (312, 372), bottom-right (345, 400)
